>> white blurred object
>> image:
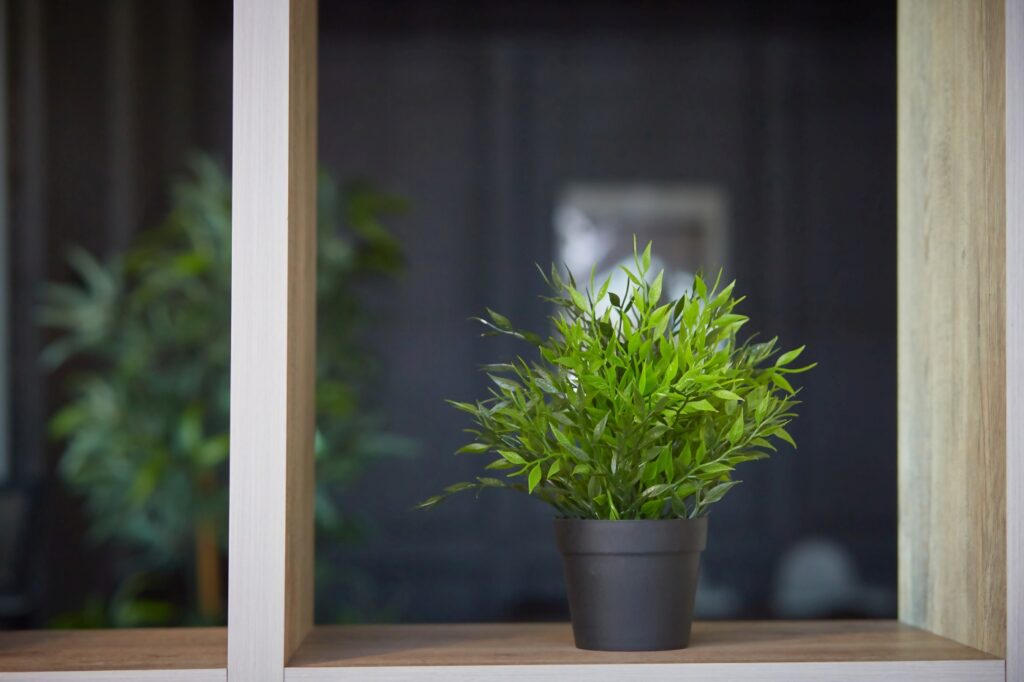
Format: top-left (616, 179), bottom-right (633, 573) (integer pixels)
top-left (554, 183), bottom-right (728, 312)
top-left (773, 538), bottom-right (894, 618)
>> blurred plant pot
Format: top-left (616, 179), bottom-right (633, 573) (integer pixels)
top-left (554, 517), bottom-right (708, 651)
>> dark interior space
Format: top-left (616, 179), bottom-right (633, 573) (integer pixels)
top-left (4, 0), bottom-right (895, 625)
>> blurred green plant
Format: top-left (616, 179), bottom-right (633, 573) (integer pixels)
top-left (40, 153), bottom-right (413, 626)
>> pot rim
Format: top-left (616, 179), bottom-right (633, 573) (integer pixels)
top-left (554, 516), bottom-right (708, 554)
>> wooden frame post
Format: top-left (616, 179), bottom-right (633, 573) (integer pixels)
top-left (898, 0), bottom-right (1022, 673)
top-left (228, 0), bottom-right (317, 679)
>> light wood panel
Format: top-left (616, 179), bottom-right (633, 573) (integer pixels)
top-left (1005, 0), bottom-right (1024, 679)
top-left (285, 0), bottom-right (318, 663)
top-left (897, 0), bottom-right (1007, 657)
top-left (0, 628), bottom-right (225, 680)
top-left (284, 622), bottom-right (1001, 681)
top-left (228, 0), bottom-right (317, 680)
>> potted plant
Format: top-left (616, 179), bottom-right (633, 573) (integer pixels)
top-left (40, 154), bottom-right (414, 626)
top-left (419, 241), bottom-right (814, 651)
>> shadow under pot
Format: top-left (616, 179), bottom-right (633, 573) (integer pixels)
top-left (554, 517), bottom-right (708, 651)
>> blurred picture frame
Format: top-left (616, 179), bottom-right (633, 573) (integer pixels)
top-left (554, 183), bottom-right (729, 303)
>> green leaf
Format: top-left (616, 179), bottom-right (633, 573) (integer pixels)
top-left (641, 499), bottom-right (664, 518)
top-left (641, 242), bottom-right (652, 271)
top-left (694, 275), bottom-right (707, 299)
top-left (714, 389), bottom-right (742, 401)
top-left (683, 399), bottom-right (717, 413)
top-left (486, 308), bottom-right (512, 330)
top-left (593, 413), bottom-right (610, 441)
top-left (657, 446), bottom-right (674, 478)
top-left (679, 443), bottom-right (693, 468)
top-left (773, 426), bottom-right (797, 449)
top-left (498, 450), bottom-right (526, 465)
top-left (728, 411), bottom-right (744, 445)
top-left (702, 480), bottom-right (740, 506)
top-left (664, 357), bottom-right (679, 384)
top-left (447, 400), bottom-right (480, 415)
top-left (547, 459), bottom-right (561, 477)
top-left (569, 287), bottom-right (589, 311)
top-left (551, 426), bottom-right (574, 449)
top-left (490, 375), bottom-right (521, 393)
top-left (775, 345), bottom-right (805, 367)
top-left (528, 464), bottom-right (542, 493)
top-left (642, 461), bottom-right (660, 484)
top-left (771, 372), bottom-right (795, 394)
top-left (456, 442), bottom-right (491, 454)
top-left (642, 483), bottom-right (675, 498)
top-left (194, 436), bottom-right (229, 466)
top-left (649, 270), bottom-right (664, 304)
top-left (682, 299), bottom-right (699, 328)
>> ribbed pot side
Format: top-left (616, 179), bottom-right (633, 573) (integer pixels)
top-left (553, 517), bottom-right (708, 651)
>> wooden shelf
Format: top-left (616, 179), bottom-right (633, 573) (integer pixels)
top-left (0, 620), bottom-right (1003, 680)
top-left (286, 621), bottom-right (1003, 681)
top-left (0, 627), bottom-right (226, 680)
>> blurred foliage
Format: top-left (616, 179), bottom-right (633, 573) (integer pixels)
top-left (41, 153), bottom-right (414, 626)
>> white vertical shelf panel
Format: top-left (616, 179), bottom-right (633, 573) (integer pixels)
top-left (229, 0), bottom-right (317, 680)
top-left (1006, 0), bottom-right (1024, 679)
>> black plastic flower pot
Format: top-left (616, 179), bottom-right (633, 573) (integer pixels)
top-left (554, 517), bottom-right (708, 651)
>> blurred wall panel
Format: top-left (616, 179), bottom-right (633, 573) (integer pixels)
top-left (303, 1), bottom-right (897, 621)
top-left (5, 0), bottom-right (218, 624)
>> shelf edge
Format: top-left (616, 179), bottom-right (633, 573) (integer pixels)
top-left (285, 659), bottom-right (1004, 682)
top-left (0, 669), bottom-right (226, 681)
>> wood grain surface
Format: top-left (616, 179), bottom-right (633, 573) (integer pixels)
top-left (0, 627), bottom-right (225, 674)
top-left (284, 0), bottom-right (318, 665)
top-left (897, 0), bottom-right (1008, 657)
top-left (288, 621), bottom-right (996, 668)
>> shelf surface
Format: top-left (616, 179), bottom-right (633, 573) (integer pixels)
top-left (286, 621), bottom-right (1003, 680)
top-left (0, 627), bottom-right (225, 679)
top-left (0, 621), bottom-right (1004, 680)
top-left (290, 620), bottom-right (996, 667)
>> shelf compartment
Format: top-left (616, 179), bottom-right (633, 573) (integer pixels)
top-left (286, 620), bottom-right (1002, 681)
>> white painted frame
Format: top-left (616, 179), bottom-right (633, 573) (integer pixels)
top-left (0, 672), bottom-right (226, 682)
top-left (228, 0), bottom-right (316, 680)
top-left (1005, 0), bottom-right (1023, 679)
top-left (285, 661), bottom-right (1004, 682)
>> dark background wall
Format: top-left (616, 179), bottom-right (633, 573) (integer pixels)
top-left (5, 0), bottom-right (895, 623)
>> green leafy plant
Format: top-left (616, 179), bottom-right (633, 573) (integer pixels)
top-left (41, 153), bottom-right (414, 625)
top-left (420, 241), bottom-right (814, 520)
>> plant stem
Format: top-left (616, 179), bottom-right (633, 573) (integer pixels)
top-left (195, 518), bottom-right (222, 621)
